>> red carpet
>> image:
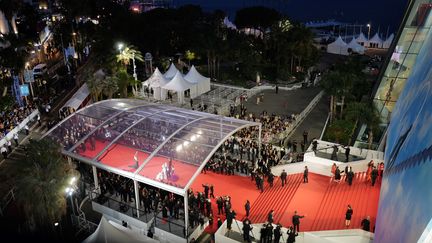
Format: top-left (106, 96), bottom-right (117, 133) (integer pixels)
top-left (191, 172), bottom-right (261, 234)
top-left (79, 139), bottom-right (199, 188)
top-left (79, 140), bottom-right (381, 233)
top-left (192, 171), bottom-right (381, 233)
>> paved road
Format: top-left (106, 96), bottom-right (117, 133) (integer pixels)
top-left (290, 95), bottom-right (330, 146)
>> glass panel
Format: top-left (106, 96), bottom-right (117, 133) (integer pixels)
top-left (383, 53), bottom-right (417, 79)
top-left (46, 113), bottom-right (103, 150)
top-left (99, 99), bottom-right (147, 110)
top-left (77, 105), bottom-right (118, 120)
top-left (406, 1), bottom-right (432, 27)
top-left (72, 111), bottom-right (144, 160)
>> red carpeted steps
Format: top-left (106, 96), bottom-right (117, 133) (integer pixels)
top-left (309, 172), bottom-right (381, 231)
top-left (248, 173), bottom-right (303, 224)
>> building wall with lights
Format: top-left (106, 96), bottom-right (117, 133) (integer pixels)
top-left (374, 3), bottom-right (432, 242)
top-left (373, 0), bottom-right (432, 126)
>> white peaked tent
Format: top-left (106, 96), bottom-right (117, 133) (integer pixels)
top-left (184, 65), bottom-right (211, 99)
top-left (0, 10), bottom-right (10, 35)
top-left (223, 17), bottom-right (237, 30)
top-left (82, 216), bottom-right (158, 243)
top-left (327, 36), bottom-right (349, 55)
top-left (163, 71), bottom-right (193, 104)
top-left (143, 67), bottom-right (170, 100)
top-left (164, 63), bottom-right (180, 79)
top-left (356, 32), bottom-right (368, 46)
top-left (347, 38), bottom-right (365, 54)
top-left (369, 33), bottom-right (383, 48)
top-left (383, 33), bottom-right (394, 49)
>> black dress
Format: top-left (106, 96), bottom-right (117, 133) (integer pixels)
top-left (345, 208), bottom-right (353, 220)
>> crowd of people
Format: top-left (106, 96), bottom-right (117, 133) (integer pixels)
top-left (330, 160), bottom-right (384, 186)
top-left (0, 103), bottom-right (37, 140)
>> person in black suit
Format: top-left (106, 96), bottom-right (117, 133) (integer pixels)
top-left (267, 210), bottom-right (274, 224)
top-left (274, 223), bottom-right (282, 243)
top-left (226, 209), bottom-right (236, 230)
top-left (361, 216), bottom-right (371, 232)
top-left (303, 166), bottom-right (309, 183)
top-left (287, 226), bottom-right (298, 243)
top-left (242, 218), bottom-right (252, 242)
top-left (345, 146), bottom-right (350, 162)
top-left (245, 200), bottom-right (251, 217)
top-left (334, 166), bottom-right (342, 182)
top-left (280, 170), bottom-right (288, 187)
top-left (268, 173), bottom-right (274, 187)
top-left (292, 211), bottom-right (305, 233)
top-left (347, 167), bottom-right (354, 186)
top-left (345, 205), bottom-right (353, 227)
top-left (371, 166), bottom-right (379, 186)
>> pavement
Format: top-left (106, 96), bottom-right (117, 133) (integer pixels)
top-left (242, 87), bottom-right (322, 117)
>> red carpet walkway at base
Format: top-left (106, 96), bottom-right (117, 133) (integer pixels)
top-left (191, 171), bottom-right (381, 233)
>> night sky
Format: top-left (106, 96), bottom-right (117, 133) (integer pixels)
top-left (174, 0), bottom-right (409, 33)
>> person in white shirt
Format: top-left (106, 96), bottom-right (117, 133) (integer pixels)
top-left (7, 140), bottom-right (12, 153)
top-left (13, 133), bottom-right (19, 146)
top-left (1, 146), bottom-right (7, 159)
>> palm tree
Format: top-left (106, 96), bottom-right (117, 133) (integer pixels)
top-left (345, 102), bottom-right (381, 148)
top-left (14, 138), bottom-right (78, 232)
top-left (115, 69), bottom-right (134, 98)
top-left (101, 75), bottom-right (119, 99)
top-left (116, 45), bottom-right (143, 94)
top-left (321, 70), bottom-right (355, 121)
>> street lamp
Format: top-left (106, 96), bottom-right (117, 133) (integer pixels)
top-left (367, 24), bottom-right (371, 44)
top-left (117, 42), bottom-right (124, 54)
top-left (65, 176), bottom-right (78, 215)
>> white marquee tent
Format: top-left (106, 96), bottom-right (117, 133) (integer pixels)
top-left (223, 17), bottom-right (237, 30)
top-left (347, 38), bottom-right (365, 54)
top-left (383, 33), bottom-right (394, 49)
top-left (369, 33), bottom-right (383, 48)
top-left (143, 67), bottom-right (170, 100)
top-left (83, 216), bottom-right (158, 243)
top-left (356, 32), bottom-right (368, 46)
top-left (164, 63), bottom-right (180, 79)
top-left (163, 71), bottom-right (193, 104)
top-left (184, 65), bottom-right (211, 99)
top-left (327, 36), bottom-right (349, 55)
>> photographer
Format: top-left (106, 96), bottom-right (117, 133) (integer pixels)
top-left (274, 223), bottom-right (282, 243)
top-left (242, 218), bottom-right (253, 243)
top-left (287, 226), bottom-right (298, 243)
top-left (226, 209), bottom-right (236, 230)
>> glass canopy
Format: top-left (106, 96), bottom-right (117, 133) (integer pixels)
top-left (45, 99), bottom-right (260, 195)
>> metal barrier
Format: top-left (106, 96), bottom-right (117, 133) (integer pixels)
top-left (0, 187), bottom-right (15, 216)
top-left (88, 190), bottom-right (152, 223)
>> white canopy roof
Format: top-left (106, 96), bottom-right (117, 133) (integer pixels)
top-left (184, 65), bottom-right (210, 84)
top-left (327, 36), bottom-right (349, 55)
top-left (61, 83), bottom-right (90, 111)
top-left (144, 67), bottom-right (170, 88)
top-left (83, 216), bottom-right (158, 243)
top-left (164, 63), bottom-right (180, 79)
top-left (347, 38), bottom-right (365, 54)
top-left (369, 33), bottom-right (383, 43)
top-left (383, 33), bottom-right (394, 49)
top-left (163, 71), bottom-right (193, 92)
top-left (356, 32), bottom-right (368, 43)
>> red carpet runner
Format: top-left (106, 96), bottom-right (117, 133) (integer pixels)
top-left (192, 171), bottom-right (381, 233)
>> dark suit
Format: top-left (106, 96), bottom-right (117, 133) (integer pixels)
top-left (280, 172), bottom-right (287, 187)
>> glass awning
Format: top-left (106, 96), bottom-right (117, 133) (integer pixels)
top-left (44, 99), bottom-right (260, 195)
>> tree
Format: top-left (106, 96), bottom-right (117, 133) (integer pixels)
top-left (184, 50), bottom-right (196, 66)
top-left (345, 102), bottom-right (381, 149)
top-left (101, 75), bottom-right (119, 99)
top-left (86, 70), bottom-right (105, 101)
top-left (14, 138), bottom-right (78, 232)
top-left (116, 45), bottom-right (143, 94)
top-left (321, 70), bottom-right (356, 121)
top-left (115, 69), bottom-right (134, 98)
